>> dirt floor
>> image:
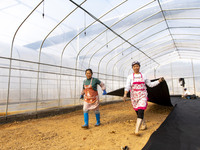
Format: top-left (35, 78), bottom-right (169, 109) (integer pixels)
top-left (0, 101), bottom-right (173, 150)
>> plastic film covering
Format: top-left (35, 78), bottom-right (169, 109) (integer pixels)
top-left (0, 0), bottom-right (200, 117)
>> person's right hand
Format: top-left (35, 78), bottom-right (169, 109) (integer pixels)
top-left (159, 77), bottom-right (165, 82)
top-left (123, 95), bottom-right (127, 102)
top-left (80, 95), bottom-right (84, 99)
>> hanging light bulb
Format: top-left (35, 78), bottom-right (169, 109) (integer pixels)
top-left (42, 0), bottom-right (45, 18)
top-left (84, 12), bottom-right (86, 36)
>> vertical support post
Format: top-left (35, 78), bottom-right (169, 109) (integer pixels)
top-left (154, 68), bottom-right (156, 79)
top-left (58, 60), bottom-right (62, 109)
top-left (75, 27), bottom-right (80, 105)
top-left (170, 62), bottom-right (174, 95)
top-left (19, 70), bottom-right (22, 102)
top-left (191, 59), bottom-right (196, 95)
top-left (6, 0), bottom-right (44, 119)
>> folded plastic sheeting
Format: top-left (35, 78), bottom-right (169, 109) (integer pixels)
top-left (142, 98), bottom-right (200, 150)
top-left (107, 79), bottom-right (172, 106)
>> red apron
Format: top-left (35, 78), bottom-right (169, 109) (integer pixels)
top-left (131, 73), bottom-right (148, 111)
top-left (84, 78), bottom-right (98, 104)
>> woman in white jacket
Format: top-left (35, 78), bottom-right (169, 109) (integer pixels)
top-left (123, 61), bottom-right (164, 136)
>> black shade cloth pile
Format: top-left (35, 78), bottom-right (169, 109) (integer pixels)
top-left (106, 79), bottom-right (172, 106)
top-left (107, 79), bottom-right (200, 149)
top-left (142, 98), bottom-right (200, 150)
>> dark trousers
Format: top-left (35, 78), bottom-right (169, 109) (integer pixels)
top-left (135, 109), bottom-right (144, 119)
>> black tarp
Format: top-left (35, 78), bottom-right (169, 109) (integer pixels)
top-left (142, 97), bottom-right (200, 150)
top-left (106, 79), bottom-right (172, 106)
top-left (146, 79), bottom-right (172, 106)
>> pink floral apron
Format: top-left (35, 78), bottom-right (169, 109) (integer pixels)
top-left (131, 73), bottom-right (148, 111)
top-left (83, 78), bottom-right (99, 111)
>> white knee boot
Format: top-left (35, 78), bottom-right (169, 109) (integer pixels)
top-left (135, 118), bottom-right (142, 135)
top-left (140, 119), bottom-right (147, 130)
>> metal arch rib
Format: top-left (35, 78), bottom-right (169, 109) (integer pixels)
top-left (97, 19), bottom-right (165, 76)
top-left (36, 0), bottom-right (87, 108)
top-left (74, 0), bottom-right (129, 71)
top-left (88, 10), bottom-right (162, 68)
top-left (39, 0), bottom-right (87, 61)
top-left (101, 30), bottom-right (169, 76)
top-left (142, 40), bottom-right (175, 54)
top-left (84, 7), bottom-right (200, 69)
top-left (113, 30), bottom-right (170, 75)
top-left (6, 0), bottom-right (44, 118)
top-left (132, 46), bottom-right (175, 71)
top-left (122, 56), bottom-right (150, 76)
top-left (67, 0), bottom-right (128, 100)
top-left (75, 0), bottom-right (128, 64)
top-left (109, 30), bottom-right (170, 76)
top-left (116, 31), bottom-right (200, 77)
top-left (172, 33), bottom-right (200, 37)
top-left (105, 26), bottom-right (200, 73)
top-left (61, 0), bottom-right (128, 59)
top-left (69, 0), bottom-right (158, 98)
top-left (129, 50), bottom-right (200, 75)
top-left (168, 17), bottom-right (200, 20)
top-left (152, 55), bottom-right (200, 67)
top-left (151, 44), bottom-right (200, 52)
top-left (113, 38), bottom-right (173, 75)
top-left (178, 49), bottom-right (200, 53)
top-left (150, 49), bottom-right (200, 62)
top-left (101, 24), bottom-right (198, 77)
top-left (108, 33), bottom-right (167, 73)
top-left (140, 48), bottom-right (200, 72)
top-left (146, 48), bottom-right (200, 64)
top-left (170, 27), bottom-right (200, 29)
top-left (164, 7), bottom-right (200, 11)
top-left (69, 0), bottom-right (159, 69)
top-left (157, 0), bottom-right (180, 58)
top-left (83, 1), bottom-right (160, 68)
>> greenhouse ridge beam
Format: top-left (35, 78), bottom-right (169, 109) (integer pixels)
top-left (104, 12), bottom-right (167, 74)
top-left (112, 35), bottom-right (171, 76)
top-left (157, 0), bottom-right (179, 58)
top-left (62, 0), bottom-right (127, 59)
top-left (97, 19), bottom-right (164, 76)
top-left (82, 1), bottom-right (158, 68)
top-left (69, 0), bottom-right (159, 66)
top-left (109, 29), bottom-right (169, 73)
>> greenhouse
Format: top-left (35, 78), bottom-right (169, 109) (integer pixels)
top-left (0, 0), bottom-right (200, 149)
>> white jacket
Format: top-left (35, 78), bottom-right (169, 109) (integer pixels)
top-left (125, 73), bottom-right (159, 92)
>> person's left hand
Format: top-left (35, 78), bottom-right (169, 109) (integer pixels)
top-left (159, 77), bottom-right (165, 82)
top-left (123, 95), bottom-right (127, 102)
top-left (103, 90), bottom-right (107, 95)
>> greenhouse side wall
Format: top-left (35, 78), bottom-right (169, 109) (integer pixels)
top-left (0, 57), bottom-right (125, 121)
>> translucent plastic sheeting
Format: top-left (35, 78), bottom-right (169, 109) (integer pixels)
top-left (146, 59), bottom-right (200, 96)
top-left (1, 0), bottom-right (200, 72)
top-left (1, 0), bottom-right (200, 116)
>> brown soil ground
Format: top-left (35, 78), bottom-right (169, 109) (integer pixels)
top-left (0, 101), bottom-right (172, 150)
